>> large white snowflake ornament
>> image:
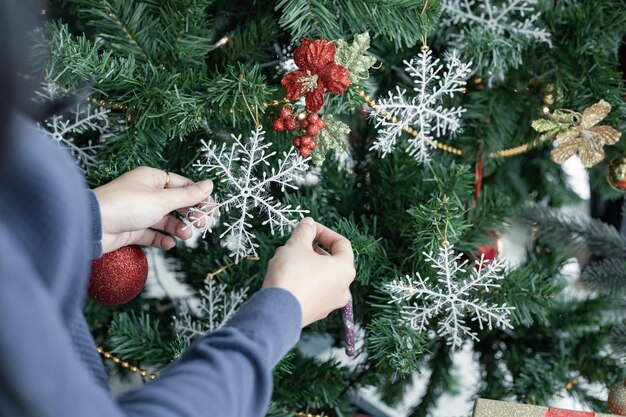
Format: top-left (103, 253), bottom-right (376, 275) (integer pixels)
top-left (385, 244), bottom-right (514, 349)
top-left (441, 0), bottom-right (551, 80)
top-left (35, 81), bottom-right (110, 171)
top-left (176, 280), bottom-right (248, 344)
top-left (189, 128), bottom-right (310, 261)
top-left (369, 49), bottom-right (471, 164)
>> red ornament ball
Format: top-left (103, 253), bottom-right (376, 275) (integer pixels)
top-left (471, 233), bottom-right (499, 270)
top-left (88, 245), bottom-right (148, 305)
top-left (608, 156), bottom-right (626, 193)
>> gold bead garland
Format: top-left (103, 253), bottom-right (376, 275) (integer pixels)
top-left (551, 374), bottom-right (581, 399)
top-left (356, 87), bottom-right (565, 160)
top-left (488, 134), bottom-right (553, 159)
top-left (355, 87), bottom-right (464, 156)
top-left (205, 256), bottom-right (260, 281)
top-left (96, 346), bottom-right (324, 417)
top-left (96, 345), bottom-right (157, 380)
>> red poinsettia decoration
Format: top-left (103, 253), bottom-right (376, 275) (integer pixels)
top-left (281, 38), bottom-right (351, 113)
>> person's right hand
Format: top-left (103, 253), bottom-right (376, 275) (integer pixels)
top-left (263, 218), bottom-right (356, 327)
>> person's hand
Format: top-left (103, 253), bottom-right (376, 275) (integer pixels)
top-left (93, 166), bottom-right (215, 254)
top-left (263, 218), bottom-right (355, 327)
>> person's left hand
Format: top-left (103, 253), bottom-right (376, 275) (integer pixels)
top-left (93, 166), bottom-right (215, 254)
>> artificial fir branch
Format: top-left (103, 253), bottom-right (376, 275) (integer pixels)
top-left (47, 0), bottom-right (626, 414)
top-left (580, 258), bottom-right (626, 295)
top-left (521, 205), bottom-right (626, 258)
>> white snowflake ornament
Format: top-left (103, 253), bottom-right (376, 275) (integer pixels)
top-left (442, 0), bottom-right (551, 81)
top-left (176, 280), bottom-right (248, 344)
top-left (36, 81), bottom-right (110, 171)
top-left (369, 49), bottom-right (471, 164)
top-left (386, 244), bottom-right (514, 349)
top-left (188, 128), bottom-right (310, 261)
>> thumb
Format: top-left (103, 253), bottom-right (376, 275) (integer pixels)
top-left (162, 180), bottom-right (213, 211)
top-left (287, 217), bottom-right (316, 246)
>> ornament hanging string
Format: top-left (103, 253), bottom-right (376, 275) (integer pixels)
top-left (238, 78), bottom-right (262, 129)
top-left (474, 151), bottom-right (484, 203)
top-left (205, 256), bottom-right (260, 281)
top-left (434, 218), bottom-right (450, 248)
top-left (420, 0), bottom-right (430, 49)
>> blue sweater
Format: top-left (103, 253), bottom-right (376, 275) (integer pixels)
top-left (0, 115), bottom-right (302, 417)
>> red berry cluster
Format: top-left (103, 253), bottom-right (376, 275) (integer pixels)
top-left (300, 112), bottom-right (325, 136)
top-left (293, 135), bottom-right (316, 157)
top-left (273, 106), bottom-right (325, 157)
top-left (272, 107), bottom-right (299, 132)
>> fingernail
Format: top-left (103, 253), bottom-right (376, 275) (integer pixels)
top-left (301, 217), bottom-right (314, 226)
top-left (198, 180), bottom-right (213, 194)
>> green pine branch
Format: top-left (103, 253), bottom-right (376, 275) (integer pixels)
top-left (276, 0), bottom-right (442, 49)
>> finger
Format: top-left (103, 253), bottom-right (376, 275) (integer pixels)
top-left (161, 180), bottom-right (213, 212)
top-left (163, 172), bottom-right (195, 189)
top-left (134, 229), bottom-right (176, 250)
top-left (286, 217), bottom-right (316, 246)
top-left (312, 243), bottom-right (330, 256)
top-left (178, 196), bottom-right (219, 222)
top-left (151, 215), bottom-right (192, 240)
top-left (147, 167), bottom-right (195, 190)
top-left (314, 222), bottom-right (353, 260)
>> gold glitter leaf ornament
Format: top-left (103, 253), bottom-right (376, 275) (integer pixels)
top-left (550, 100), bottom-right (621, 168)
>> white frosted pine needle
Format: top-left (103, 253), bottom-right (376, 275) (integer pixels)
top-left (188, 128), bottom-right (310, 261)
top-left (386, 244), bottom-right (514, 349)
top-left (442, 0), bottom-right (551, 80)
top-left (369, 49), bottom-right (471, 164)
top-left (176, 280), bottom-right (248, 344)
top-left (35, 80), bottom-right (110, 172)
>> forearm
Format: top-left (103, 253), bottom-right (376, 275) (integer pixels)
top-left (118, 287), bottom-right (302, 417)
top-left (0, 228), bottom-right (301, 417)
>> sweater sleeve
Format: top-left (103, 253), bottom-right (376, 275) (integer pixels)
top-left (117, 287), bottom-right (302, 417)
top-left (86, 189), bottom-right (103, 259)
top-left (0, 227), bottom-right (302, 417)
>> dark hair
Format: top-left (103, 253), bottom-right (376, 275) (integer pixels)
top-left (0, 1), bottom-right (48, 169)
top-left (0, 2), bottom-right (19, 161)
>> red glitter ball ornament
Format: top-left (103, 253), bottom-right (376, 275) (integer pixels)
top-left (473, 234), bottom-right (499, 270)
top-left (88, 245), bottom-right (148, 305)
top-left (280, 38), bottom-right (350, 113)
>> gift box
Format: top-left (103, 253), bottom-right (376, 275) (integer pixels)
top-left (473, 399), bottom-right (616, 417)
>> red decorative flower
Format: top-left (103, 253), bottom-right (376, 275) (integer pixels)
top-left (281, 38), bottom-right (351, 113)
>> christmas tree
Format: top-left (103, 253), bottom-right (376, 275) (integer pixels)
top-left (32, 0), bottom-right (625, 416)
